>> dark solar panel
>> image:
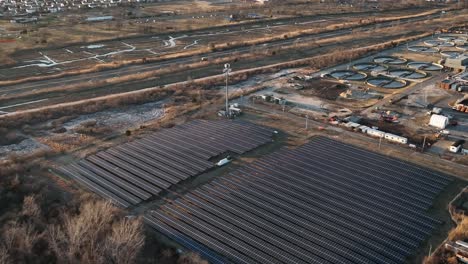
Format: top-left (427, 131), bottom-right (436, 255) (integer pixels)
top-left (146, 136), bottom-right (452, 264)
top-left (57, 120), bottom-right (273, 207)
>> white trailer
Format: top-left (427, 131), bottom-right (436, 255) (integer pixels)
top-left (358, 125), bottom-right (370, 133)
top-left (384, 133), bottom-right (408, 144)
top-left (367, 128), bottom-right (385, 138)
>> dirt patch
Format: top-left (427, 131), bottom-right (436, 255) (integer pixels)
top-left (62, 100), bottom-right (165, 133)
top-left (298, 78), bottom-right (348, 100)
top-left (0, 138), bottom-right (50, 160)
top-left (0, 130), bottom-right (26, 145)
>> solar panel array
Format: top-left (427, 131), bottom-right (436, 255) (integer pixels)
top-left (145, 136), bottom-right (452, 264)
top-left (57, 120), bottom-right (274, 208)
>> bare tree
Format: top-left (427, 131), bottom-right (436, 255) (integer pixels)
top-left (177, 252), bottom-right (209, 264)
top-left (104, 218), bottom-right (145, 264)
top-left (48, 200), bottom-right (144, 264)
top-left (0, 246), bottom-right (9, 264)
top-left (21, 195), bottom-right (41, 217)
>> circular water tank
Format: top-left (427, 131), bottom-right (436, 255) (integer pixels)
top-left (424, 40), bottom-right (454, 47)
top-left (440, 50), bottom-right (463, 57)
top-left (328, 70), bottom-right (367, 81)
top-left (438, 35), bottom-right (457, 42)
top-left (352, 62), bottom-right (388, 72)
top-left (407, 62), bottom-right (443, 71)
top-left (388, 69), bottom-right (427, 79)
top-left (456, 45), bottom-right (468, 51)
top-left (373, 56), bottom-right (407, 65)
top-left (407, 45), bottom-right (439, 53)
top-left (366, 76), bottom-right (408, 89)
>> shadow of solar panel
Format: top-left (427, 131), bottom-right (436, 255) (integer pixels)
top-left (56, 120), bottom-right (273, 208)
top-left (147, 136), bottom-right (453, 264)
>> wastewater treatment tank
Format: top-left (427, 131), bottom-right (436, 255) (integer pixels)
top-left (407, 62), bottom-right (443, 71)
top-left (328, 70), bottom-right (367, 81)
top-left (352, 62), bottom-right (388, 72)
top-left (424, 40), bottom-right (455, 47)
top-left (373, 56), bottom-right (407, 65)
top-left (408, 46), bottom-right (439, 53)
top-left (438, 35), bottom-right (457, 42)
top-left (366, 76), bottom-right (408, 89)
top-left (440, 50), bottom-right (463, 57)
top-left (388, 69), bottom-right (427, 79)
top-left (456, 45), bottom-right (468, 51)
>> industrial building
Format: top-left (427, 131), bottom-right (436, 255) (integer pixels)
top-left (453, 95), bottom-right (468, 113)
top-left (444, 55), bottom-right (468, 72)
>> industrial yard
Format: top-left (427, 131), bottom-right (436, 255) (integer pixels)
top-left (0, 1), bottom-right (468, 264)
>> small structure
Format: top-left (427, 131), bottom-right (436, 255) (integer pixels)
top-left (345, 116), bottom-right (362, 123)
top-left (384, 133), bottom-right (408, 144)
top-left (444, 55), bottom-right (468, 72)
top-left (85, 16), bottom-right (114, 22)
top-left (218, 104), bottom-right (242, 118)
top-left (429, 114), bottom-right (449, 129)
top-left (450, 140), bottom-right (465, 153)
top-left (229, 104), bottom-right (242, 115)
top-left (453, 95), bottom-right (468, 113)
top-left (358, 125), bottom-right (370, 133)
top-left (432, 107), bottom-right (443, 114)
top-left (345, 122), bottom-right (361, 130)
top-left (255, 94), bottom-right (286, 105)
top-left (367, 128), bottom-right (385, 138)
top-left (439, 79), bottom-right (454, 90)
top-left (446, 241), bottom-right (468, 263)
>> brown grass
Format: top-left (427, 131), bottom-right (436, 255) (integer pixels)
top-left (37, 134), bottom-right (93, 153)
top-left (448, 216), bottom-right (468, 241)
top-left (0, 54), bottom-right (257, 102)
top-left (0, 8), bottom-right (449, 87)
top-left (4, 14), bottom-right (453, 105)
top-left (177, 252), bottom-right (209, 264)
top-left (0, 149), bottom-right (52, 177)
top-left (0, 31), bottom-right (435, 128)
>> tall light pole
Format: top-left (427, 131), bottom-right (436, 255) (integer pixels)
top-left (223, 63), bottom-right (231, 117)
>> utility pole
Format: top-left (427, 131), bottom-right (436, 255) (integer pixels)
top-left (422, 136), bottom-right (427, 153)
top-left (305, 115), bottom-right (309, 129)
top-left (223, 63), bottom-right (231, 117)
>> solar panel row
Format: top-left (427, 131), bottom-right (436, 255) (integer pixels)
top-left (57, 120), bottom-right (273, 208)
top-left (146, 136), bottom-right (452, 264)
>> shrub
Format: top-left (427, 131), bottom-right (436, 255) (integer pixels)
top-left (177, 252), bottom-right (208, 264)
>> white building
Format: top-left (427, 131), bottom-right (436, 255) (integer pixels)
top-left (367, 128), bottom-right (385, 138)
top-left (450, 140), bottom-right (464, 153)
top-left (429, 114), bottom-right (449, 129)
top-left (384, 133), bottom-right (408, 144)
